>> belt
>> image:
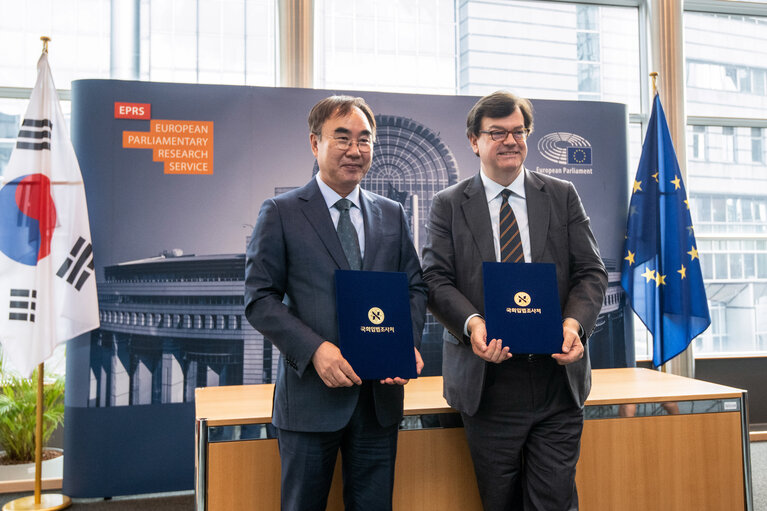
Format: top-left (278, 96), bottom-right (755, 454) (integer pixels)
top-left (508, 353), bottom-right (552, 362)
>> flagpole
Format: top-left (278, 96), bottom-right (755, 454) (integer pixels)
top-left (35, 363), bottom-right (44, 503)
top-left (650, 1), bottom-right (697, 378)
top-left (1, 32), bottom-right (73, 511)
top-left (650, 71), bottom-right (696, 379)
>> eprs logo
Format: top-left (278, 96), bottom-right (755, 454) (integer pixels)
top-left (114, 102), bottom-right (151, 120)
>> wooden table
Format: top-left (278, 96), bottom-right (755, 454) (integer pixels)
top-left (195, 368), bottom-right (753, 510)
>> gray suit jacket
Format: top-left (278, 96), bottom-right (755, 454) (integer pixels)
top-left (422, 171), bottom-right (607, 415)
top-left (245, 178), bottom-right (427, 432)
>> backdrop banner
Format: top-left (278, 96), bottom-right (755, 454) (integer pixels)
top-left (64, 80), bottom-right (629, 496)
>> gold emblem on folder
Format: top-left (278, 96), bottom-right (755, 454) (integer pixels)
top-left (368, 307), bottom-right (385, 325)
top-left (514, 292), bottom-right (531, 307)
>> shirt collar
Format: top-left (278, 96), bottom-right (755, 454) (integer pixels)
top-left (479, 167), bottom-right (527, 203)
top-left (315, 174), bottom-right (361, 210)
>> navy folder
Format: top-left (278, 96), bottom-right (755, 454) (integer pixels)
top-left (482, 262), bottom-right (564, 354)
top-left (335, 270), bottom-right (417, 380)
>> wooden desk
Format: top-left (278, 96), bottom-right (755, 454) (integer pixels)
top-left (195, 368), bottom-right (753, 510)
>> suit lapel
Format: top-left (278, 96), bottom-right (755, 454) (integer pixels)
top-left (525, 171), bottom-right (550, 262)
top-left (360, 189), bottom-right (381, 270)
top-left (461, 174), bottom-right (496, 262)
top-left (298, 180), bottom-right (350, 270)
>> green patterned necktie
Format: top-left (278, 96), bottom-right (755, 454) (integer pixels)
top-left (334, 198), bottom-right (362, 270)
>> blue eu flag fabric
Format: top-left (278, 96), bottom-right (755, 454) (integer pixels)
top-left (567, 146), bottom-right (592, 165)
top-left (620, 94), bottom-right (711, 367)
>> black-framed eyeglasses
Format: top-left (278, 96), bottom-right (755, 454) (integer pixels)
top-left (328, 135), bottom-right (374, 153)
top-left (479, 128), bottom-right (530, 142)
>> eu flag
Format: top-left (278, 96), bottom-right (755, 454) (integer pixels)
top-left (567, 146), bottom-right (592, 165)
top-left (620, 94), bottom-right (710, 367)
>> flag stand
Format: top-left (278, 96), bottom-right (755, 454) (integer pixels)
top-left (2, 364), bottom-right (70, 511)
top-left (1, 37), bottom-right (73, 511)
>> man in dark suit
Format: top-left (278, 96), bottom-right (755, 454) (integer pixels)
top-left (422, 91), bottom-right (607, 510)
top-left (245, 96), bottom-right (427, 511)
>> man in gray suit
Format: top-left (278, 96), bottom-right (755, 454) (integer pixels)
top-left (422, 91), bottom-right (607, 510)
top-left (245, 96), bottom-right (427, 511)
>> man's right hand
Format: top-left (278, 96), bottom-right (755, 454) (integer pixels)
top-left (312, 341), bottom-right (362, 387)
top-left (468, 316), bottom-right (511, 364)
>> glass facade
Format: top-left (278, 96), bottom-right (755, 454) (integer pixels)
top-left (684, 10), bottom-right (767, 356)
top-left (0, 0), bottom-right (111, 89)
top-left (457, 0), bottom-right (640, 113)
top-left (143, 0), bottom-right (276, 85)
top-left (313, 0), bottom-right (457, 94)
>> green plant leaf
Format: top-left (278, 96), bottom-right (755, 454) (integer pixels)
top-left (0, 368), bottom-right (65, 463)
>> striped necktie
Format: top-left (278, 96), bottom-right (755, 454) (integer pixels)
top-left (499, 189), bottom-right (524, 263)
top-left (334, 198), bottom-right (362, 270)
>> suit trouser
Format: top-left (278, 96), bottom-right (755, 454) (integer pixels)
top-left (461, 356), bottom-right (584, 511)
top-left (276, 382), bottom-right (399, 511)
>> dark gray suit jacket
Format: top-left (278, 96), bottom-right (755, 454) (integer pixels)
top-left (245, 178), bottom-right (427, 432)
top-left (422, 171), bottom-right (607, 416)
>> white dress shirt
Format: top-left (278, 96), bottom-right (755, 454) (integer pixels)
top-left (463, 167), bottom-right (531, 336)
top-left (480, 167), bottom-right (531, 264)
top-left (464, 167), bottom-right (583, 339)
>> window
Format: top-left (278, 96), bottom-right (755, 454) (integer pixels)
top-left (755, 69), bottom-right (767, 96)
top-left (685, 31), bottom-right (767, 359)
top-left (0, 1), bottom-right (111, 90)
top-left (578, 64), bottom-right (600, 95)
top-left (0, 98), bottom-right (60, 175)
top-left (689, 125), bottom-right (706, 160)
top-left (722, 127), bottom-right (736, 162)
top-left (686, 11), bottom-right (767, 119)
top-left (686, 118), bottom-right (767, 354)
top-left (751, 128), bottom-right (763, 163)
top-left (687, 61), bottom-right (767, 96)
top-left (0, 106), bottom-right (22, 172)
top-left (144, 0), bottom-right (276, 85)
top-left (577, 33), bottom-right (600, 62)
top-left (576, 5), bottom-right (600, 62)
top-left (453, 0), bottom-right (640, 112)
top-left (313, 0), bottom-right (456, 95)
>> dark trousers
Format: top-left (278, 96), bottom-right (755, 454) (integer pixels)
top-left (276, 383), bottom-right (399, 511)
top-left (461, 356), bottom-right (584, 511)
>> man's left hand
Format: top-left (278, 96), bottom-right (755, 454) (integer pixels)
top-left (552, 318), bottom-right (584, 365)
top-left (381, 347), bottom-right (424, 385)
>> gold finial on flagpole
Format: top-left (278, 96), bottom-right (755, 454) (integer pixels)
top-left (650, 72), bottom-right (658, 96)
top-left (41, 36), bottom-right (50, 54)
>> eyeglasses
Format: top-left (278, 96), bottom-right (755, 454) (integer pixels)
top-left (327, 135), bottom-right (374, 153)
top-left (479, 128), bottom-right (530, 142)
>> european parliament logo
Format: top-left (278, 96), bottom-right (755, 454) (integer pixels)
top-left (535, 132), bottom-right (594, 176)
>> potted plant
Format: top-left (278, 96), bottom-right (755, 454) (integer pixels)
top-left (0, 364), bottom-right (65, 477)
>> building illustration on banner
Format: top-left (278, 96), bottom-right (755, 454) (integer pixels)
top-left (89, 253), bottom-right (270, 407)
top-left (88, 114), bottom-right (459, 406)
top-left (87, 114), bottom-right (622, 407)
